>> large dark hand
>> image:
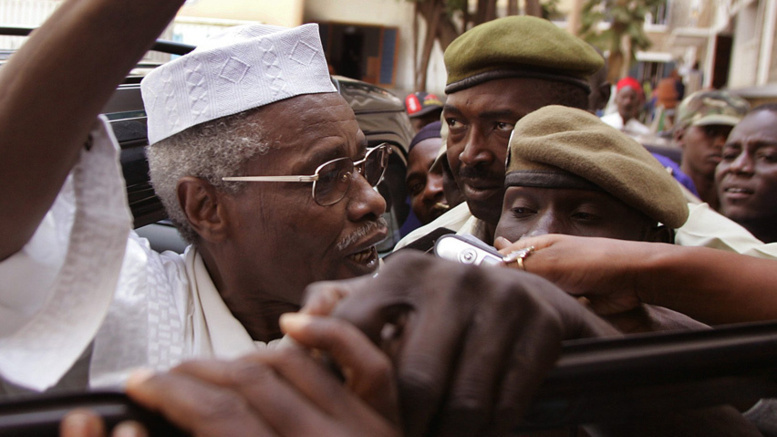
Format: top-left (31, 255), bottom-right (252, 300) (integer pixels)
top-left (61, 319), bottom-right (400, 437)
top-left (303, 251), bottom-right (620, 436)
top-left (123, 343), bottom-right (399, 436)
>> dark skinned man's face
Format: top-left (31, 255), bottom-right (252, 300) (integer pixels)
top-left (443, 78), bottom-right (575, 225)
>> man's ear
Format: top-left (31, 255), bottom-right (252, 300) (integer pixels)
top-left (673, 127), bottom-right (685, 148)
top-left (599, 83), bottom-right (611, 109)
top-left (177, 176), bottom-right (229, 243)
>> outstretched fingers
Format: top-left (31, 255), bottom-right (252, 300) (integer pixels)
top-left (124, 366), bottom-right (277, 437)
top-left (280, 313), bottom-right (399, 424)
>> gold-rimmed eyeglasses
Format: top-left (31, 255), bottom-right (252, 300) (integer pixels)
top-left (222, 143), bottom-right (391, 206)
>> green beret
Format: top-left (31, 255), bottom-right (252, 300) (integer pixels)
top-left (505, 106), bottom-right (689, 228)
top-left (444, 16), bottom-right (603, 94)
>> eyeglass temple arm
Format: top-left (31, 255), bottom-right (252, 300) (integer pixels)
top-left (221, 176), bottom-right (318, 183)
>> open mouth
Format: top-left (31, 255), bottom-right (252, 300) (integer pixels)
top-left (432, 202), bottom-right (450, 212)
top-left (342, 224), bottom-right (386, 273)
top-left (723, 186), bottom-right (754, 200)
top-left (724, 186), bottom-right (754, 194)
top-left (348, 245), bottom-right (378, 264)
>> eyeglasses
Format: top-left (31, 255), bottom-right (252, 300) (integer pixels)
top-left (222, 143), bottom-right (391, 206)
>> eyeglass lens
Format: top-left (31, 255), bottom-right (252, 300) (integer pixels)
top-left (313, 145), bottom-right (388, 206)
top-left (359, 145), bottom-right (390, 186)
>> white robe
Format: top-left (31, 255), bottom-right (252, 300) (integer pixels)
top-left (0, 117), bottom-right (276, 394)
top-left (601, 112), bottom-right (652, 137)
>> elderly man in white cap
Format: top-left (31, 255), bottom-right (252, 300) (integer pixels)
top-left (0, 2), bottom-right (390, 396)
top-left (0, 2), bottom-right (634, 434)
top-left (0, 3), bottom-right (625, 433)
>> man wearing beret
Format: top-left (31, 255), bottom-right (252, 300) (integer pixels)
top-left (496, 105), bottom-right (687, 243)
top-left (396, 15), bottom-right (777, 261)
top-left (674, 90), bottom-right (750, 209)
top-left (494, 105), bottom-right (700, 333)
top-left (396, 15), bottom-right (603, 249)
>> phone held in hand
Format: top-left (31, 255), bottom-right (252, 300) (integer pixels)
top-left (434, 234), bottom-right (503, 266)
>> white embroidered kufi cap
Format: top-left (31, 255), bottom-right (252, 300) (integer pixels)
top-left (141, 23), bottom-right (337, 144)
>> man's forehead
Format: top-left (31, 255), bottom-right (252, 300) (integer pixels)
top-left (258, 93), bottom-right (358, 135)
top-left (509, 185), bottom-right (612, 202)
top-left (445, 77), bottom-right (563, 114)
top-left (730, 112), bottom-right (777, 141)
top-left (408, 138), bottom-right (441, 163)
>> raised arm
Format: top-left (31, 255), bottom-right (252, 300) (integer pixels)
top-left (0, 0), bottom-right (185, 260)
top-left (495, 234), bottom-right (777, 325)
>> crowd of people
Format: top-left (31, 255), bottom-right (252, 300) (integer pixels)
top-left (1, 0), bottom-right (776, 436)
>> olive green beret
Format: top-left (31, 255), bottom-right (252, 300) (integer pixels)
top-left (505, 106), bottom-right (689, 228)
top-left (444, 16), bottom-right (603, 94)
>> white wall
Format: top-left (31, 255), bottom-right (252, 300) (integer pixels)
top-left (304, 0), bottom-right (447, 96)
top-left (729, 1), bottom-right (761, 88)
top-left (179, 0), bottom-right (303, 26)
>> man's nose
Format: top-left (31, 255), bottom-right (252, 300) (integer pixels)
top-left (712, 133), bottom-right (727, 149)
top-left (729, 152), bottom-right (755, 175)
top-left (347, 172), bottom-right (387, 221)
top-left (423, 173), bottom-right (445, 203)
top-left (523, 212), bottom-right (563, 238)
top-left (458, 130), bottom-right (493, 167)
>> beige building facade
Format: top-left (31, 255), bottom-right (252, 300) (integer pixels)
top-left (2, 0), bottom-right (774, 102)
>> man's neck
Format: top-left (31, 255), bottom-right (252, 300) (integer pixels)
top-left (687, 171), bottom-right (718, 210)
top-left (483, 222), bottom-right (496, 245)
top-left (470, 214), bottom-right (497, 245)
top-left (199, 245), bottom-right (299, 343)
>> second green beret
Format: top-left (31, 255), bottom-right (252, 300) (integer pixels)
top-left (505, 106), bottom-right (689, 228)
top-left (444, 16), bottom-right (603, 94)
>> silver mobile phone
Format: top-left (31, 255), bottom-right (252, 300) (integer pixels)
top-left (433, 234), bottom-right (504, 266)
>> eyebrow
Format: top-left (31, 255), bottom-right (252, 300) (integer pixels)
top-left (405, 171), bottom-right (425, 185)
top-left (306, 144), bottom-right (348, 171)
top-left (305, 136), bottom-right (370, 170)
top-left (406, 156), bottom-right (436, 181)
top-left (725, 140), bottom-right (777, 149)
top-left (478, 109), bottom-right (521, 122)
top-left (442, 104), bottom-right (462, 116)
top-left (752, 141), bottom-right (777, 148)
top-left (442, 104), bottom-right (520, 122)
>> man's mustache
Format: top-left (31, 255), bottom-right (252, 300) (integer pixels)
top-left (336, 217), bottom-right (388, 251)
top-left (457, 165), bottom-right (504, 182)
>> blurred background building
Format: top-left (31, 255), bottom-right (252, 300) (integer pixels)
top-left (1, 0), bottom-right (775, 104)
